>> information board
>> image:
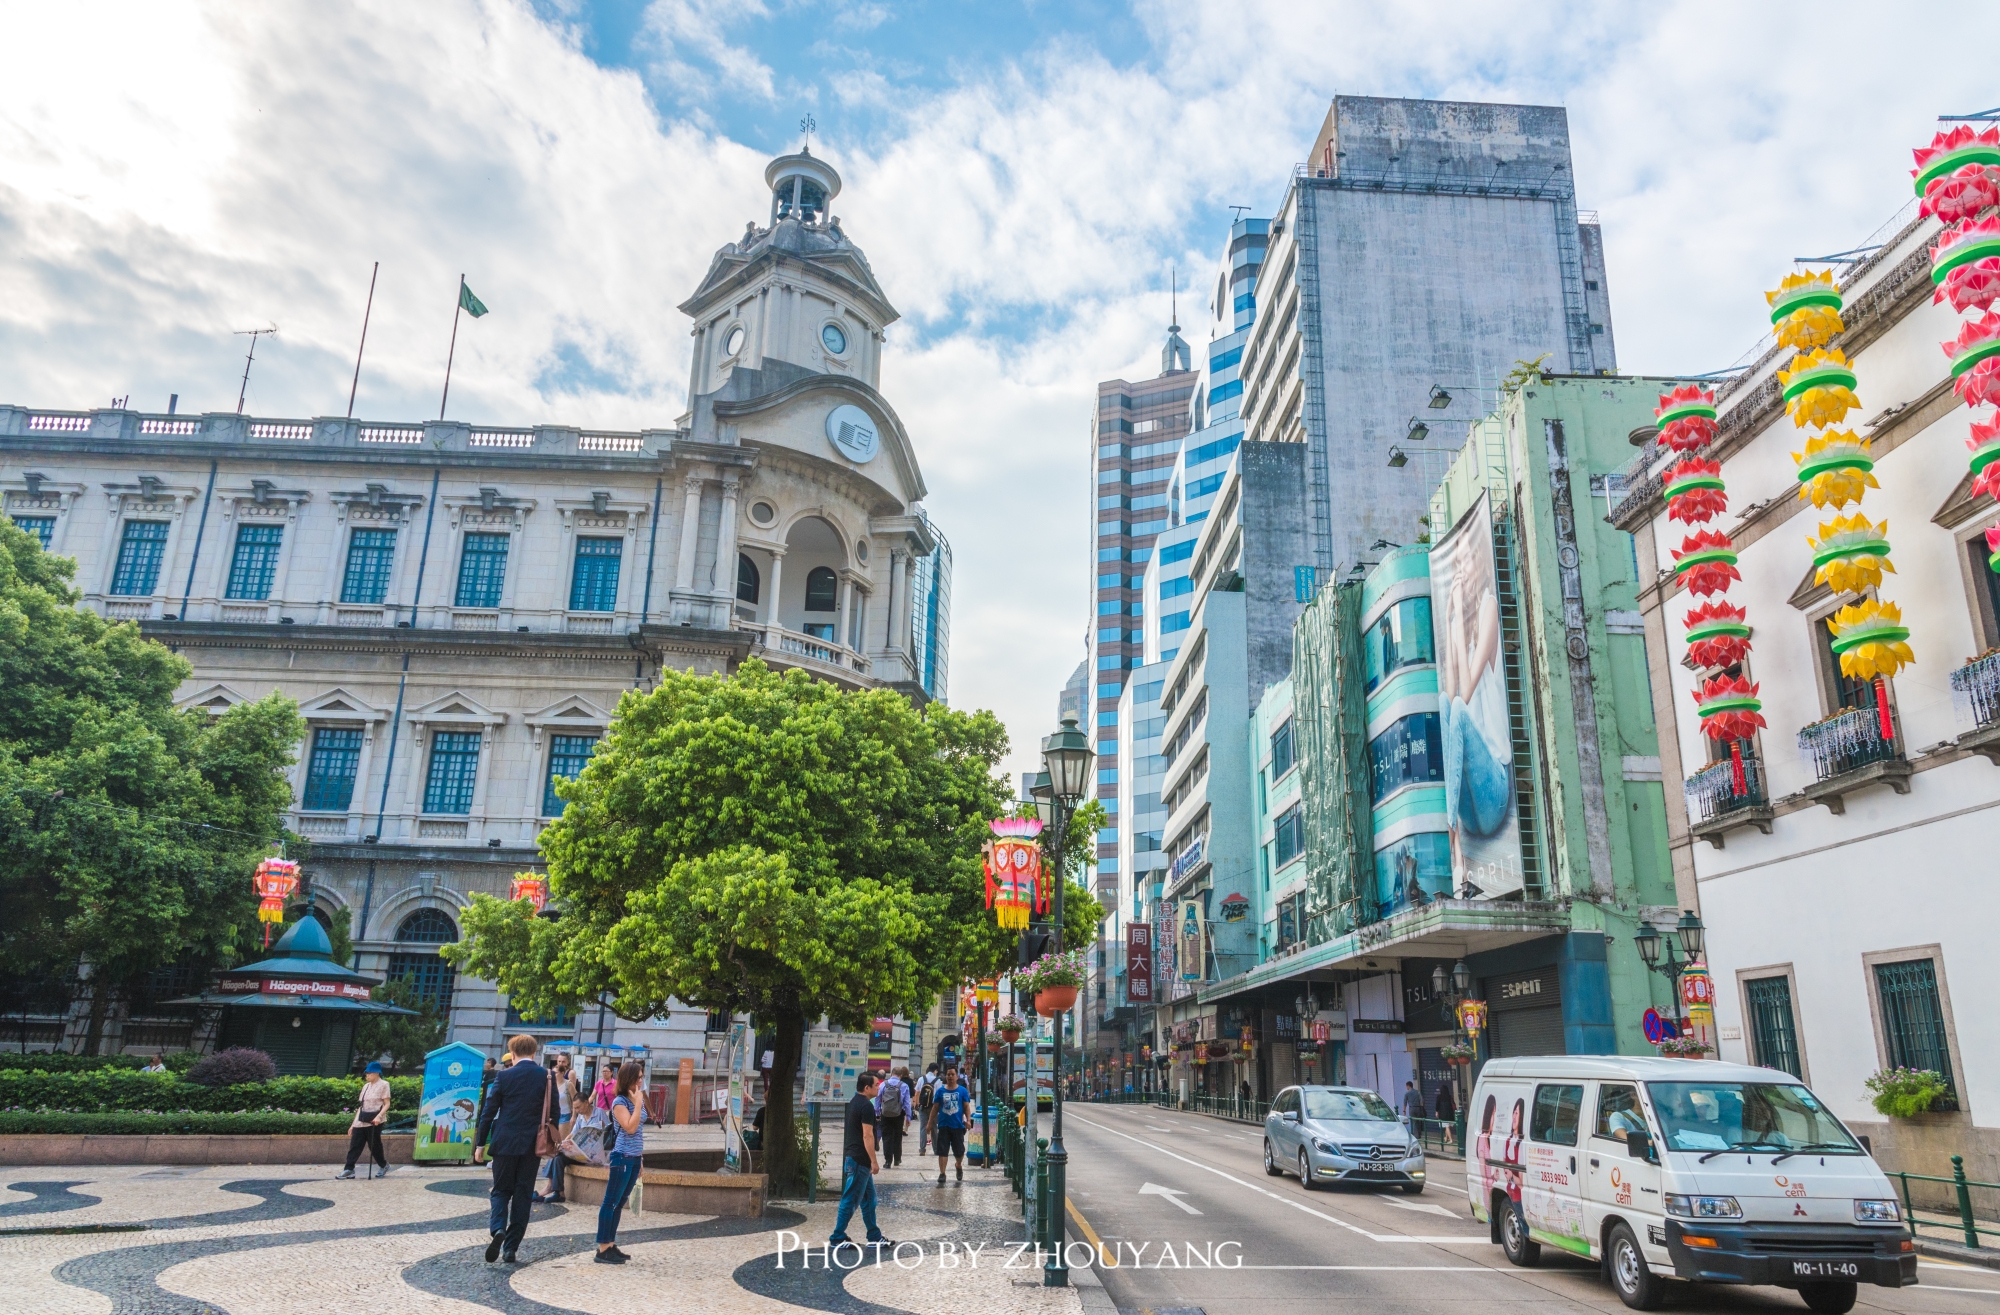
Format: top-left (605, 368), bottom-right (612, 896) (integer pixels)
top-left (802, 1030), bottom-right (870, 1105)
top-left (413, 1041), bottom-right (485, 1162)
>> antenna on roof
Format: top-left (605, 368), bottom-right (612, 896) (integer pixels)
top-left (1170, 266), bottom-right (1178, 331)
top-left (233, 325), bottom-right (277, 415)
top-left (1228, 204), bottom-right (1251, 222)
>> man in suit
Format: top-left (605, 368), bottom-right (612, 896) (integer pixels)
top-left (474, 1034), bottom-right (551, 1263)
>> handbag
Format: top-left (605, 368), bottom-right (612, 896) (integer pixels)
top-left (534, 1073), bottom-right (561, 1158)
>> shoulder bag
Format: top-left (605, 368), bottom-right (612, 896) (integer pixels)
top-left (534, 1072), bottom-right (561, 1158)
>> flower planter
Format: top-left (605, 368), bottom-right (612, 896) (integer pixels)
top-left (999, 1028), bottom-right (1022, 1043)
top-left (1034, 984), bottom-right (1078, 1016)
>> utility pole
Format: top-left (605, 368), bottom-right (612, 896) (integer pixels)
top-left (234, 326), bottom-right (277, 414)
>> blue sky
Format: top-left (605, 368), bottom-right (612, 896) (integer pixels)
top-left (1, 1), bottom-right (1994, 785)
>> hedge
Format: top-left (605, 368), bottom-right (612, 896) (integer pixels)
top-left (0, 1109), bottom-right (414, 1136)
top-left (0, 1070), bottom-right (423, 1114)
top-left (0, 1051), bottom-right (202, 1074)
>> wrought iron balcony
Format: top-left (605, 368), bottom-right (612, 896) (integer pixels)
top-left (1796, 707), bottom-right (1910, 814)
top-left (1950, 651), bottom-right (2000, 764)
top-left (1683, 749), bottom-right (1772, 848)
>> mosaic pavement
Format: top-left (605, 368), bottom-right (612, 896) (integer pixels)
top-left (0, 1158), bottom-right (1086, 1315)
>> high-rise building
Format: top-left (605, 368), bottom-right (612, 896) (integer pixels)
top-left (910, 508), bottom-right (951, 702)
top-left (1240, 95), bottom-right (1617, 576)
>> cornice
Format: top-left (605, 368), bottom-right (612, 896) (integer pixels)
top-left (139, 619), bottom-right (754, 664)
top-left (712, 372), bottom-right (927, 504)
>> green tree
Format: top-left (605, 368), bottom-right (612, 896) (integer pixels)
top-left (352, 975), bottom-right (447, 1073)
top-left (0, 521), bottom-right (304, 1049)
top-left (445, 659), bottom-right (1028, 1194)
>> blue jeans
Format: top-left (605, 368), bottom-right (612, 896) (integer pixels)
top-left (596, 1152), bottom-right (643, 1245)
top-left (829, 1155), bottom-right (881, 1243)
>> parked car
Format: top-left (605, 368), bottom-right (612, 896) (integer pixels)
top-left (1263, 1084), bottom-right (1426, 1193)
top-left (1467, 1056), bottom-right (1916, 1313)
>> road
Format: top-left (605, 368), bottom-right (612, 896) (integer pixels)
top-left (1059, 1103), bottom-right (1994, 1315)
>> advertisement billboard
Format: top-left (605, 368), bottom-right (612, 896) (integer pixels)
top-left (413, 1041), bottom-right (485, 1162)
top-left (1175, 900), bottom-right (1205, 982)
top-left (1427, 491), bottom-right (1522, 897)
top-left (1124, 923), bottom-right (1152, 1003)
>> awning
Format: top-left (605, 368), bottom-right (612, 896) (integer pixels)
top-left (165, 991), bottom-right (417, 1014)
top-left (1196, 898), bottom-right (1571, 1005)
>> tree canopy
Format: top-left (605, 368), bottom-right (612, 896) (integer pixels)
top-left (0, 520), bottom-right (304, 1001)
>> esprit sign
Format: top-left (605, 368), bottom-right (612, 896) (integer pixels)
top-left (1499, 977), bottom-right (1544, 1001)
top-left (220, 976), bottom-right (372, 1001)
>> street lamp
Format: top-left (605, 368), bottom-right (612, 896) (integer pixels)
top-left (1038, 717), bottom-right (1091, 1287)
top-left (1676, 910), bottom-right (1706, 959)
top-left (1634, 911), bottom-right (1706, 1027)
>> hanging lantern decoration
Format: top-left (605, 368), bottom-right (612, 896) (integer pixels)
top-left (1671, 528), bottom-right (1741, 596)
top-left (1913, 125), bottom-right (2000, 221)
top-left (1779, 348), bottom-right (1862, 430)
top-left (1826, 599), bottom-right (1914, 682)
top-left (508, 875), bottom-right (549, 914)
top-left (1691, 674), bottom-right (1767, 742)
top-left (1680, 963), bottom-right (1716, 1027)
top-left (1946, 309), bottom-right (2000, 410)
top-left (1792, 431), bottom-right (1878, 508)
top-left (1768, 270), bottom-right (1846, 351)
top-left (1987, 525), bottom-right (2000, 573)
top-left (1932, 212), bottom-right (2000, 313)
top-left (252, 857), bottom-right (300, 947)
top-left (1808, 513), bottom-right (1896, 595)
top-left (1653, 384), bottom-right (1719, 451)
top-left (1968, 416), bottom-right (2000, 502)
top-left (1664, 457), bottom-right (1729, 524)
top-left (1682, 601), bottom-right (1752, 669)
top-left (982, 817), bottom-right (1045, 930)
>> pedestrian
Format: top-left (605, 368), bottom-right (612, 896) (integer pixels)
top-left (537, 1055), bottom-right (580, 1203)
top-left (914, 1063), bottom-right (938, 1155)
top-left (473, 1034), bottom-right (555, 1266)
top-left (592, 1060), bottom-right (647, 1265)
top-left (141, 1055), bottom-right (169, 1074)
top-left (1400, 1079), bottom-right (1425, 1130)
top-left (929, 1065), bottom-right (971, 1186)
top-left (876, 1067), bottom-right (910, 1168)
top-left (828, 1070), bottom-right (892, 1253)
top-left (591, 1060), bottom-right (618, 1112)
top-left (473, 1055), bottom-right (500, 1135)
top-left (337, 1062), bottom-right (394, 1179)
top-left (1435, 1080), bottom-right (1458, 1147)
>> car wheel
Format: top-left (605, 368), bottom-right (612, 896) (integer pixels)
top-left (1498, 1195), bottom-right (1540, 1267)
top-left (1263, 1139), bottom-right (1283, 1176)
top-left (1400, 1181), bottom-right (1425, 1195)
top-left (1298, 1148), bottom-right (1316, 1190)
top-left (1607, 1222), bottom-right (1664, 1310)
top-left (1797, 1281), bottom-right (1858, 1315)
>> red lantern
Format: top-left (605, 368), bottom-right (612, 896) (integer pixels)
top-left (252, 857), bottom-right (300, 947)
top-left (509, 875), bottom-right (548, 913)
top-left (983, 818), bottom-right (1045, 930)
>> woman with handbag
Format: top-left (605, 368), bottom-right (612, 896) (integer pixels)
top-left (594, 1061), bottom-right (647, 1265)
top-left (536, 1055), bottom-right (580, 1203)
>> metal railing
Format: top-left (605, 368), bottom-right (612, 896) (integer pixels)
top-left (1798, 707), bottom-right (1898, 782)
top-left (1684, 751), bottom-right (1768, 822)
top-left (1951, 653), bottom-right (2000, 728)
top-left (1895, 1156), bottom-right (1998, 1250)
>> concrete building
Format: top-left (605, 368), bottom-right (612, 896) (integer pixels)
top-left (1239, 95), bottom-right (1617, 577)
top-left (0, 146), bottom-right (948, 1063)
top-left (1611, 201), bottom-right (1997, 1184)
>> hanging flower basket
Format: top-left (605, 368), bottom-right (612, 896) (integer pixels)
top-left (1206, 1041), bottom-right (1235, 1061)
top-left (1441, 1043), bottom-right (1476, 1064)
top-left (1015, 947), bottom-right (1086, 1017)
top-left (1657, 1035), bottom-right (1712, 1058)
top-left (1034, 985), bottom-right (1079, 1017)
top-left (997, 1014), bottom-right (1025, 1042)
top-left (986, 1039), bottom-right (1006, 1055)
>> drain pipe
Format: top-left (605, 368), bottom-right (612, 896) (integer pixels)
top-left (407, 468), bottom-right (441, 627)
top-left (176, 459), bottom-right (218, 619)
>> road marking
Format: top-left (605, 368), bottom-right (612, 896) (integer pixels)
top-left (1233, 1265), bottom-right (1506, 1271)
top-left (1384, 1199), bottom-right (1461, 1218)
top-left (1916, 1288), bottom-right (2000, 1297)
top-left (1065, 1196), bottom-right (1117, 1267)
top-left (1069, 1111), bottom-right (1486, 1245)
top-left (1138, 1182), bottom-right (1202, 1215)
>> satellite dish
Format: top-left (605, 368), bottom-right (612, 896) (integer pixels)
top-left (825, 404), bottom-right (879, 463)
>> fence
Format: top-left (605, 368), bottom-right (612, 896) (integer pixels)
top-left (1895, 1156), bottom-right (1998, 1250)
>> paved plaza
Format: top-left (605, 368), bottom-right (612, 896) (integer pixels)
top-left (0, 1154), bottom-right (1088, 1315)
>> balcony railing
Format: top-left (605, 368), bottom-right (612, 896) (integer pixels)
top-left (1684, 751), bottom-right (1767, 822)
top-left (738, 622), bottom-right (872, 681)
top-left (1951, 652), bottom-right (2000, 728)
top-left (1797, 707), bottom-right (1898, 783)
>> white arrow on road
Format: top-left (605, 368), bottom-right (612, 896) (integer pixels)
top-left (1138, 1182), bottom-right (1203, 1214)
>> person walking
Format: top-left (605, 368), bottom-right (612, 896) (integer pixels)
top-left (876, 1067), bottom-right (911, 1169)
top-left (1435, 1080), bottom-right (1458, 1148)
top-left (592, 1060), bottom-right (648, 1265)
top-left (914, 1063), bottom-right (938, 1156)
top-left (929, 1066), bottom-right (971, 1186)
top-left (828, 1071), bottom-right (892, 1253)
top-left (1400, 1079), bottom-right (1425, 1131)
top-left (337, 1062), bottom-right (394, 1179)
top-left (473, 1035), bottom-right (555, 1265)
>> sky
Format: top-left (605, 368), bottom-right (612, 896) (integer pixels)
top-left (2, 1), bottom-right (1995, 788)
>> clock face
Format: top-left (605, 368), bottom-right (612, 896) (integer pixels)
top-left (825, 404), bottom-right (879, 464)
top-left (821, 322), bottom-right (848, 355)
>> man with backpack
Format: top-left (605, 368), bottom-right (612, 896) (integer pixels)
top-left (914, 1063), bottom-right (939, 1155)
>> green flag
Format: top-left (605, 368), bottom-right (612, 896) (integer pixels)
top-left (459, 280), bottom-right (488, 318)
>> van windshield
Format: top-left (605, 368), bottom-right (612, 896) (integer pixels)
top-left (1303, 1090), bottom-right (1396, 1122)
top-left (1647, 1081), bottom-right (1862, 1156)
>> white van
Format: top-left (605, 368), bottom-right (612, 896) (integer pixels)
top-left (1466, 1056), bottom-right (1916, 1313)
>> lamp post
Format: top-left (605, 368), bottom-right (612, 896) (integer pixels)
top-left (1034, 714), bottom-right (1093, 1288)
top-left (1634, 910), bottom-right (1706, 1029)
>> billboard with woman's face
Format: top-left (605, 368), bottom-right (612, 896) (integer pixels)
top-left (1428, 492), bottom-right (1522, 897)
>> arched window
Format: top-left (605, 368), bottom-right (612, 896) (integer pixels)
top-left (388, 907), bottom-right (458, 1015)
top-left (737, 553), bottom-right (760, 604)
top-left (805, 566), bottom-right (838, 612)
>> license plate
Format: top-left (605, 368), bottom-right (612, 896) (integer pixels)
top-left (1360, 1160), bottom-right (1395, 1172)
top-left (1791, 1262), bottom-right (1861, 1278)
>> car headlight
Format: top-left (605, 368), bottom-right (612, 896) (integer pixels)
top-left (1313, 1139), bottom-right (1340, 1155)
top-left (1665, 1194), bottom-right (1742, 1219)
top-left (1854, 1199), bottom-right (1902, 1223)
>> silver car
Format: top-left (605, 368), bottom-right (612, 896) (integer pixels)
top-left (1264, 1084), bottom-right (1427, 1194)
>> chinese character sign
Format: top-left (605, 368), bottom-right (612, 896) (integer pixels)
top-left (1125, 923), bottom-right (1152, 1003)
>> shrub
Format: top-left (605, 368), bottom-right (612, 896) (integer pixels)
top-left (1865, 1067), bottom-right (1951, 1119)
top-left (187, 1048), bottom-right (277, 1087)
top-left (161, 1050), bottom-right (203, 1074)
top-left (0, 1053), bottom-right (145, 1073)
top-left (0, 1069), bottom-right (421, 1114)
top-left (0, 1109), bottom-right (413, 1136)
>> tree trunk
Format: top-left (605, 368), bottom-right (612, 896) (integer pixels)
top-left (80, 978), bottom-right (109, 1057)
top-left (764, 1009), bottom-right (804, 1196)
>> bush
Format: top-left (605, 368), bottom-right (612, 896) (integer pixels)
top-left (0, 1053), bottom-right (145, 1073)
top-left (187, 1048), bottom-right (277, 1087)
top-left (1865, 1067), bottom-right (1951, 1118)
top-left (0, 1069), bottom-right (421, 1114)
top-left (0, 1109), bottom-right (414, 1136)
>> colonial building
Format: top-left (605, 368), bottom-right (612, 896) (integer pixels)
top-left (1, 147), bottom-right (950, 1062)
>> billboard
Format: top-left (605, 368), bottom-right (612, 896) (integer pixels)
top-left (1124, 923), bottom-right (1152, 1003)
top-left (1176, 900), bottom-right (1205, 982)
top-left (414, 1041), bottom-right (485, 1162)
top-left (1428, 490), bottom-right (1522, 897)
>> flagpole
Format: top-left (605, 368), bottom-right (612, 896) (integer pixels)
top-left (439, 273), bottom-right (465, 421)
top-left (347, 261), bottom-right (379, 419)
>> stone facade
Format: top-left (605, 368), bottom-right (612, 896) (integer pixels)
top-left (1, 148), bottom-right (948, 1064)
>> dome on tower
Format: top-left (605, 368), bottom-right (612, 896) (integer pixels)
top-left (765, 148), bottom-right (842, 226)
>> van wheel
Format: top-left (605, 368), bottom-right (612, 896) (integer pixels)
top-left (1498, 1197), bottom-right (1540, 1267)
top-left (1607, 1223), bottom-right (1664, 1310)
top-left (1263, 1140), bottom-right (1282, 1176)
top-left (1798, 1281), bottom-right (1858, 1315)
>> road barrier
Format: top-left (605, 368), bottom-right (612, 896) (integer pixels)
top-left (1895, 1156), bottom-right (1998, 1250)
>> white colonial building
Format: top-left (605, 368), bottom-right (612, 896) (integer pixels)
top-left (0, 148), bottom-right (951, 1065)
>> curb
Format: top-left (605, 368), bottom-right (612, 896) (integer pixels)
top-left (1065, 1212), bottom-right (1117, 1315)
top-left (1917, 1238), bottom-right (2000, 1270)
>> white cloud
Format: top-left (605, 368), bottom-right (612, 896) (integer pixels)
top-left (1, 0), bottom-right (1992, 789)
